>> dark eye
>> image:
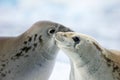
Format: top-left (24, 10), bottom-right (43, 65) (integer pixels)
top-left (48, 29), bottom-right (56, 35)
top-left (72, 36), bottom-right (80, 44)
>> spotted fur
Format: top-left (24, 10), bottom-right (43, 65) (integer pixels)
top-left (103, 52), bottom-right (120, 80)
top-left (55, 32), bottom-right (120, 80)
top-left (0, 21), bottom-right (73, 80)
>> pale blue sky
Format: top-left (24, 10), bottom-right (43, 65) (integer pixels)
top-left (0, 0), bottom-right (17, 6)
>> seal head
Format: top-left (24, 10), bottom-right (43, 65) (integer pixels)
top-left (0, 21), bottom-right (73, 80)
top-left (55, 32), bottom-right (120, 80)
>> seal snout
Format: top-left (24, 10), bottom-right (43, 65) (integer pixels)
top-left (55, 32), bottom-right (65, 42)
top-left (58, 24), bottom-right (73, 32)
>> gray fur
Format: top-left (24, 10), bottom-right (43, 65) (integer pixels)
top-left (0, 21), bottom-right (73, 80)
top-left (55, 32), bottom-right (120, 80)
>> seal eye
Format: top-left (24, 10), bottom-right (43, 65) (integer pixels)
top-left (48, 29), bottom-right (56, 35)
top-left (72, 36), bottom-right (80, 44)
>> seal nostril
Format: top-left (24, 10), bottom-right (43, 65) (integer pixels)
top-left (72, 36), bottom-right (80, 44)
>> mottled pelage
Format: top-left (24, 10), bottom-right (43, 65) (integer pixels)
top-left (55, 32), bottom-right (120, 80)
top-left (0, 21), bottom-right (72, 80)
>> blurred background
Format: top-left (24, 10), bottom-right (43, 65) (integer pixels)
top-left (0, 0), bottom-right (120, 80)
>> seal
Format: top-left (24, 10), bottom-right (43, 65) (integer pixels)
top-left (55, 32), bottom-right (120, 80)
top-left (0, 21), bottom-right (73, 80)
